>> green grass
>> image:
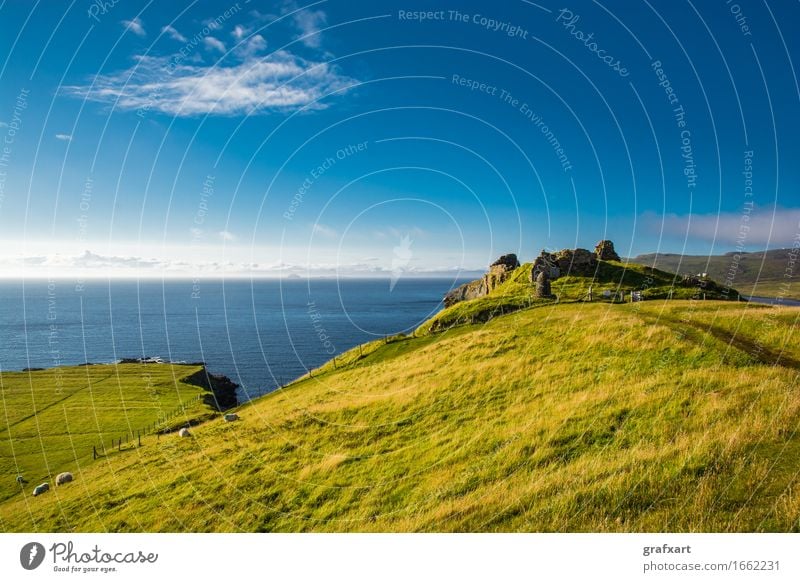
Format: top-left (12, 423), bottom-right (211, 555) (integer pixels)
top-left (0, 363), bottom-right (216, 503)
top-left (417, 259), bottom-right (739, 334)
top-left (2, 301), bottom-right (799, 532)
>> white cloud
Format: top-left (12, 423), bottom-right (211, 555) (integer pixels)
top-left (311, 223), bottom-right (338, 238)
top-left (0, 246), bottom-right (484, 279)
top-left (293, 9), bottom-right (326, 48)
top-left (162, 25), bottom-right (187, 42)
top-left (234, 34), bottom-right (267, 58)
top-left (643, 206), bottom-right (800, 246)
top-left (218, 230), bottom-right (236, 241)
top-left (203, 36), bottom-right (226, 53)
top-left (231, 24), bottom-right (249, 40)
top-left (122, 17), bottom-right (146, 37)
top-left (64, 50), bottom-right (355, 116)
top-left (55, 133), bottom-right (72, 141)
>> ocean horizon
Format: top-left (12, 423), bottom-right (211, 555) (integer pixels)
top-left (0, 277), bottom-right (469, 401)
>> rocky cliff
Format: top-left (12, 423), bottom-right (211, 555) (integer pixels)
top-left (444, 254), bottom-right (520, 307)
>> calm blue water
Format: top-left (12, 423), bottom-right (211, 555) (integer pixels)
top-left (0, 278), bottom-right (466, 401)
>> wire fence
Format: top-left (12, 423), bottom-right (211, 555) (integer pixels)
top-left (91, 393), bottom-right (205, 460)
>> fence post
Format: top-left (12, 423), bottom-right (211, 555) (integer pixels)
top-left (118, 437), bottom-right (121, 452)
top-left (93, 445), bottom-right (97, 460)
top-left (138, 431), bottom-right (141, 447)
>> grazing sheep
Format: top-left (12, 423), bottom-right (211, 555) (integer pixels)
top-left (55, 472), bottom-right (73, 486)
top-left (223, 413), bottom-right (239, 422)
top-left (178, 428), bottom-right (191, 438)
top-left (32, 483), bottom-right (49, 496)
top-left (16, 475), bottom-right (28, 485)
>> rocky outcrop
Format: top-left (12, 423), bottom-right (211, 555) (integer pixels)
top-left (183, 367), bottom-right (239, 411)
top-left (444, 254), bottom-right (520, 307)
top-left (595, 240), bottom-right (621, 261)
top-left (530, 248), bottom-right (597, 283)
top-left (534, 271), bottom-right (552, 298)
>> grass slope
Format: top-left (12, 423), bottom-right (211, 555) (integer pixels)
top-left (418, 259), bottom-right (738, 334)
top-left (634, 249), bottom-right (798, 300)
top-left (2, 301), bottom-right (799, 532)
top-left (0, 364), bottom-right (215, 503)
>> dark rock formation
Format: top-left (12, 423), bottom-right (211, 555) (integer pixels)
top-left (531, 250), bottom-right (560, 282)
top-left (490, 254), bottom-right (520, 270)
top-left (535, 271), bottom-right (552, 298)
top-left (555, 248), bottom-right (597, 276)
top-left (183, 367), bottom-right (239, 411)
top-left (595, 240), bottom-right (621, 261)
top-left (444, 253), bottom-right (520, 307)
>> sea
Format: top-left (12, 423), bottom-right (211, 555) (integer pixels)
top-left (0, 278), bottom-right (468, 401)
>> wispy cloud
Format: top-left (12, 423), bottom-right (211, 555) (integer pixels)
top-left (122, 17), bottom-right (146, 37)
top-left (293, 9), bottom-right (326, 48)
top-left (54, 133), bottom-right (72, 141)
top-left (643, 206), bottom-right (800, 246)
top-left (203, 36), bottom-right (226, 53)
top-left (231, 24), bottom-right (250, 40)
top-left (218, 230), bottom-right (236, 241)
top-left (311, 223), bottom-right (338, 238)
top-left (161, 25), bottom-right (187, 42)
top-left (64, 50), bottom-right (355, 116)
top-left (0, 247), bottom-right (483, 279)
top-left (234, 34), bottom-right (267, 58)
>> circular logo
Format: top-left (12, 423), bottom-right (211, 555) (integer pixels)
top-left (19, 542), bottom-right (46, 570)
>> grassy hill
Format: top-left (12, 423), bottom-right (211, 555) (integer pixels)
top-left (0, 363), bottom-right (217, 503)
top-left (2, 298), bottom-right (799, 532)
top-left (418, 258), bottom-right (739, 334)
top-left (634, 249), bottom-right (797, 299)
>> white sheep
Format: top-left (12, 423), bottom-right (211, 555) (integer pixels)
top-left (55, 472), bottom-right (73, 486)
top-left (32, 483), bottom-right (49, 496)
top-left (178, 428), bottom-right (191, 438)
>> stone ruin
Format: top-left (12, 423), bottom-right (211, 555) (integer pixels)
top-left (444, 253), bottom-right (520, 307)
top-left (530, 247), bottom-right (597, 284)
top-left (594, 240), bottom-right (621, 261)
top-left (534, 270), bottom-right (552, 298)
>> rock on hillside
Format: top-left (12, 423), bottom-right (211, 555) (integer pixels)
top-left (594, 240), bottom-right (621, 261)
top-left (444, 254), bottom-right (520, 307)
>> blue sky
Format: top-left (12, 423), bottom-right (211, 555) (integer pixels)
top-left (0, 0), bottom-right (797, 277)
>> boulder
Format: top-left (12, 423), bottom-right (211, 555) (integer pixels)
top-left (55, 472), bottom-right (73, 486)
top-left (178, 428), bottom-right (191, 438)
top-left (531, 250), bottom-right (560, 282)
top-left (490, 254), bottom-right (520, 270)
top-left (32, 483), bottom-right (49, 496)
top-left (595, 240), bottom-right (621, 261)
top-left (555, 248), bottom-right (596, 275)
top-left (443, 254), bottom-right (519, 307)
top-left (223, 413), bottom-right (239, 422)
top-left (534, 271), bottom-right (553, 298)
